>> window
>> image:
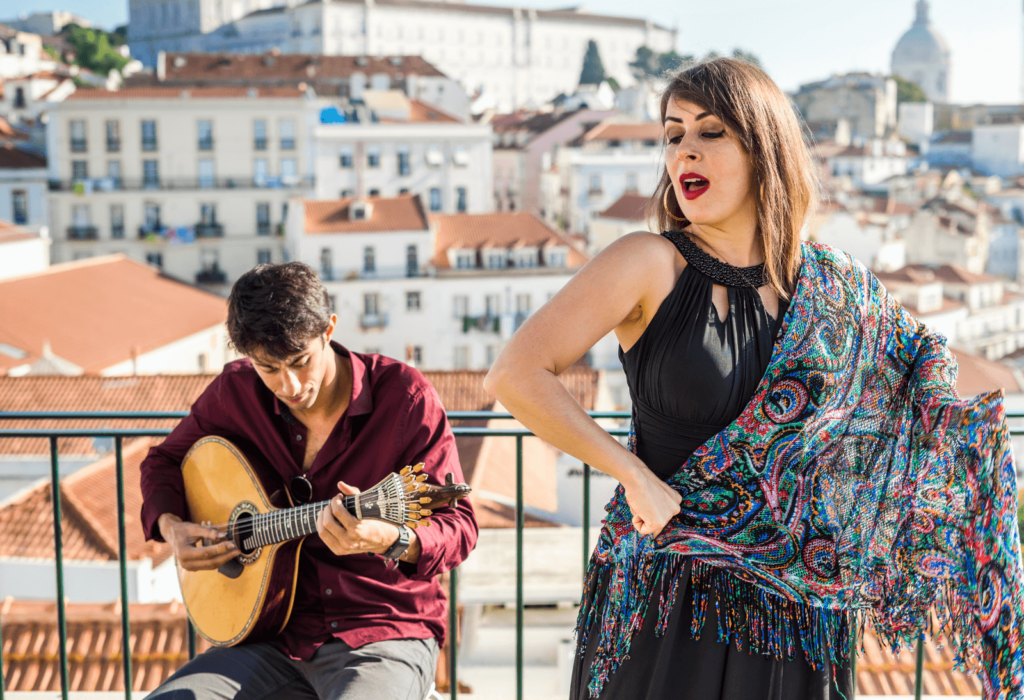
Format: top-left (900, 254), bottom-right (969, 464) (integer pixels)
top-left (146, 252), bottom-right (163, 268)
top-left (453, 295), bottom-right (468, 318)
top-left (397, 147), bottom-right (410, 176)
top-left (367, 146), bottom-right (380, 168)
top-left (339, 148), bottom-right (353, 168)
top-left (280, 119), bottom-right (295, 150)
top-left (198, 353), bottom-right (208, 372)
top-left (72, 160), bottom-right (88, 180)
top-left (254, 158), bottom-right (268, 186)
top-left (280, 158), bottom-right (297, 184)
top-left (13, 87), bottom-right (24, 108)
top-left (144, 203), bottom-right (161, 231)
top-left (588, 173), bottom-right (601, 193)
top-left (406, 291), bottom-right (421, 311)
top-left (486, 251), bottom-right (505, 269)
top-left (368, 188), bottom-right (380, 197)
top-left (107, 160), bottom-right (122, 189)
top-left (547, 250), bottom-right (567, 267)
top-left (320, 247), bottom-right (333, 280)
top-left (626, 172), bottom-right (638, 192)
top-left (198, 120), bottom-right (213, 150)
top-left (364, 293), bottom-right (379, 315)
top-left (257, 249), bottom-right (272, 265)
top-left (363, 246), bottom-right (376, 273)
top-left (455, 251), bottom-right (474, 269)
top-left (516, 294), bottom-right (531, 314)
top-left (71, 204), bottom-right (91, 228)
top-left (429, 188), bottom-right (442, 212)
top-left (457, 187), bottom-right (467, 213)
top-left (425, 146), bottom-right (443, 167)
top-left (143, 159), bottom-right (159, 187)
top-left (485, 294), bottom-right (500, 316)
top-left (340, 189), bottom-right (354, 197)
top-left (453, 346), bottom-right (469, 369)
top-left (105, 120), bottom-right (120, 152)
top-left (110, 204), bottom-right (124, 238)
top-left (11, 190), bottom-right (27, 224)
top-left (141, 120), bottom-right (157, 151)
top-left (198, 158), bottom-right (215, 188)
top-left (485, 345), bottom-right (498, 365)
top-left (70, 120), bottom-right (87, 152)
top-left (200, 203), bottom-right (217, 225)
top-left (407, 345), bottom-right (422, 366)
top-left (256, 203), bottom-right (271, 235)
top-left (406, 245), bottom-right (418, 276)
top-left (254, 120), bottom-right (267, 150)
top-left (453, 146), bottom-right (470, 166)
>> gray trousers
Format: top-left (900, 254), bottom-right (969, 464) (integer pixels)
top-left (145, 637), bottom-right (439, 700)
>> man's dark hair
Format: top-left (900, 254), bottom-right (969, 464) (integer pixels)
top-left (227, 262), bottom-right (332, 360)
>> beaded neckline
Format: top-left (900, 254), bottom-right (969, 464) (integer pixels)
top-left (662, 230), bottom-right (767, 288)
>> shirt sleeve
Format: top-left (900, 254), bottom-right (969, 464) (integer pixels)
top-left (139, 374), bottom-right (231, 542)
top-left (394, 383), bottom-right (478, 581)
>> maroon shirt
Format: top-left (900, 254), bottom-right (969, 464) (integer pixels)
top-left (139, 343), bottom-right (478, 659)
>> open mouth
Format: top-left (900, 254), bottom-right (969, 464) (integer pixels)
top-left (680, 174), bottom-right (711, 200)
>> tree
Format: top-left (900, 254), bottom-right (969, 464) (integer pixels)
top-left (658, 51), bottom-right (688, 75)
top-left (579, 40), bottom-right (605, 86)
top-left (893, 75), bottom-right (928, 103)
top-left (731, 48), bottom-right (761, 67)
top-left (629, 45), bottom-right (658, 82)
top-left (61, 24), bottom-right (130, 76)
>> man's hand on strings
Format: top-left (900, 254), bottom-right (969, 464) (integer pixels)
top-left (159, 513), bottom-right (239, 571)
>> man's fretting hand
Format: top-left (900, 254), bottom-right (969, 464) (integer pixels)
top-left (317, 480), bottom-right (421, 562)
top-left (159, 513), bottom-right (239, 571)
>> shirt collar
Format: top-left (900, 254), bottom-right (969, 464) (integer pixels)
top-left (271, 341), bottom-right (373, 419)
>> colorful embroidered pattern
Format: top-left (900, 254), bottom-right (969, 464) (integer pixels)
top-left (576, 243), bottom-right (1024, 698)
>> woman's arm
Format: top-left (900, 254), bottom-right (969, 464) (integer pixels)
top-left (484, 232), bottom-right (682, 537)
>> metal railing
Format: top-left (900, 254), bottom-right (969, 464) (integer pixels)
top-left (0, 409), bottom-right (1011, 699)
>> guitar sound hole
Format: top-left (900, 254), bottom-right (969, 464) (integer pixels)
top-left (233, 511), bottom-right (257, 556)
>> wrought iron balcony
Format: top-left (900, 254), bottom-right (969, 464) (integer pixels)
top-left (66, 225), bottom-right (98, 240)
top-left (69, 138), bottom-right (87, 153)
top-left (198, 138), bottom-right (214, 151)
top-left (195, 223), bottom-right (224, 238)
top-left (462, 315), bottom-right (500, 333)
top-left (106, 139), bottom-right (121, 153)
top-left (196, 266), bottom-right (227, 284)
top-left (359, 312), bottom-right (389, 329)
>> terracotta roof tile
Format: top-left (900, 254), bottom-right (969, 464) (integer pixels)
top-left (430, 212), bottom-right (590, 269)
top-left (950, 348), bottom-right (1021, 397)
top-left (0, 598), bottom-right (212, 692)
top-left (65, 86), bottom-right (305, 101)
top-left (584, 122), bottom-right (663, 143)
top-left (303, 194), bottom-right (429, 234)
top-left (406, 99), bottom-right (461, 124)
top-left (0, 116), bottom-right (29, 141)
top-left (0, 438), bottom-right (173, 565)
top-left (932, 264), bottom-right (1000, 286)
top-left (855, 627), bottom-right (982, 696)
top-left (0, 255), bottom-right (228, 375)
top-left (156, 53), bottom-right (446, 83)
top-left (598, 193), bottom-right (649, 221)
top-left (0, 374), bottom-right (215, 456)
top-left (0, 220), bottom-right (37, 244)
top-left (0, 144), bottom-right (46, 169)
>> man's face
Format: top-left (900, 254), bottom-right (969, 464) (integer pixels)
top-left (250, 332), bottom-right (334, 412)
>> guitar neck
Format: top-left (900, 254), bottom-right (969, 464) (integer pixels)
top-left (236, 492), bottom-right (385, 550)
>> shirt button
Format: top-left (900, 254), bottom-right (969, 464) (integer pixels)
top-left (331, 621), bottom-right (338, 629)
top-left (325, 588), bottom-right (332, 595)
top-left (296, 434), bottom-right (303, 441)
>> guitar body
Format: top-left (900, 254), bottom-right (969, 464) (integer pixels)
top-left (179, 436), bottom-right (301, 646)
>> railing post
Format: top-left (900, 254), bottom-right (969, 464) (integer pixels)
top-left (188, 619), bottom-right (197, 660)
top-left (849, 619), bottom-right (857, 699)
top-left (515, 435), bottom-right (523, 700)
top-left (582, 463), bottom-right (590, 576)
top-left (448, 568), bottom-right (458, 700)
top-left (49, 437), bottom-right (70, 700)
top-left (114, 438), bottom-right (133, 699)
top-left (0, 590), bottom-right (5, 700)
top-left (914, 635), bottom-right (924, 700)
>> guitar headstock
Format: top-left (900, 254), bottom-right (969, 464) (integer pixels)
top-left (399, 463), bottom-right (472, 529)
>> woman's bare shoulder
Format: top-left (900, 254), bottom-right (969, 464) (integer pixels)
top-left (595, 231), bottom-right (682, 275)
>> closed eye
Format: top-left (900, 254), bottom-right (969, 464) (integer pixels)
top-left (703, 130), bottom-right (725, 139)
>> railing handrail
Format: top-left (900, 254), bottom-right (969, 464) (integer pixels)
top-left (0, 410), bottom-right (634, 421)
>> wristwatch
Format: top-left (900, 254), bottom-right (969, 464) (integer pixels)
top-left (383, 524), bottom-right (412, 561)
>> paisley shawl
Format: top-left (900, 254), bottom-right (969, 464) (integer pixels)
top-left (577, 242), bottom-right (1024, 698)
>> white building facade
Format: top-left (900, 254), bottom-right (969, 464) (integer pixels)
top-left (127, 0), bottom-right (676, 111)
top-left (0, 147), bottom-right (48, 233)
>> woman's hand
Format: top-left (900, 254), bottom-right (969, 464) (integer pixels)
top-left (621, 466), bottom-right (682, 538)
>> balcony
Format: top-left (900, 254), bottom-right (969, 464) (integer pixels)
top-left (280, 138), bottom-right (295, 150)
top-left (196, 266), bottom-right (228, 284)
top-left (66, 225), bottom-right (98, 240)
top-left (198, 138), bottom-right (214, 151)
top-left (257, 222), bottom-right (271, 236)
top-left (195, 222), bottom-right (224, 238)
top-left (0, 410), bottom-right (952, 699)
top-left (462, 315), bottom-right (500, 333)
top-left (138, 225), bottom-right (165, 239)
top-left (254, 137), bottom-right (267, 151)
top-left (142, 138), bottom-right (158, 152)
top-left (70, 138), bottom-right (87, 153)
top-left (107, 139), bottom-right (121, 153)
top-left (111, 225), bottom-right (125, 239)
top-left (49, 176), bottom-right (315, 192)
top-left (360, 312), bottom-right (389, 329)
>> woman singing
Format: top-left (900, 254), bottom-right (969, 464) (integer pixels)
top-left (485, 58), bottom-right (1023, 700)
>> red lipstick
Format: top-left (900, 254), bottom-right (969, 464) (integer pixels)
top-left (679, 172), bottom-right (710, 200)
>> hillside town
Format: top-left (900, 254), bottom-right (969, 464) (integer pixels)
top-left (0, 0), bottom-right (1022, 697)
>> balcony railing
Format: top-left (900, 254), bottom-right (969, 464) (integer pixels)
top-left (257, 222), bottom-right (271, 236)
top-left (360, 312), bottom-right (389, 329)
top-left (196, 267), bottom-right (227, 284)
top-left (142, 138), bottom-right (158, 151)
top-left (107, 139), bottom-right (121, 153)
top-left (0, 409), bottom-right (1004, 699)
top-left (198, 138), bottom-right (214, 151)
top-left (195, 223), bottom-right (224, 238)
top-left (66, 225), bottom-right (98, 240)
top-left (69, 139), bottom-right (87, 153)
top-left (50, 176), bottom-right (314, 192)
top-left (254, 138), bottom-right (267, 151)
top-left (462, 315), bottom-right (500, 333)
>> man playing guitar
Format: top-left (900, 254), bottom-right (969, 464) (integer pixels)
top-left (140, 262), bottom-right (478, 699)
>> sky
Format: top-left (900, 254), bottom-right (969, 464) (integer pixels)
top-left (5, 0), bottom-right (1020, 104)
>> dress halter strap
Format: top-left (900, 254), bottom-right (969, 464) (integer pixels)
top-left (661, 230), bottom-right (767, 288)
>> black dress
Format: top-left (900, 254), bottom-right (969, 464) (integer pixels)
top-left (569, 232), bottom-right (852, 700)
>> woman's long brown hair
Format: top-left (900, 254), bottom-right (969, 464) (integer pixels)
top-left (649, 58), bottom-right (818, 299)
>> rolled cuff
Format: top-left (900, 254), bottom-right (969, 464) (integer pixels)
top-left (142, 492), bottom-right (189, 542)
top-left (400, 519), bottom-right (447, 580)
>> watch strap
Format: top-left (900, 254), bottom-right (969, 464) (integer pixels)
top-left (383, 524), bottom-right (411, 561)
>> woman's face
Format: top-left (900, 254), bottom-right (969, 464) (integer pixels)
top-left (664, 98), bottom-right (756, 232)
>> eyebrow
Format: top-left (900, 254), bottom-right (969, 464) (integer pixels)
top-left (664, 111), bottom-right (712, 125)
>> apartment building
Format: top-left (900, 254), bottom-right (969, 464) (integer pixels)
top-left (46, 86), bottom-right (318, 289)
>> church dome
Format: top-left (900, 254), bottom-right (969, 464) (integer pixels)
top-left (892, 0), bottom-right (950, 65)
